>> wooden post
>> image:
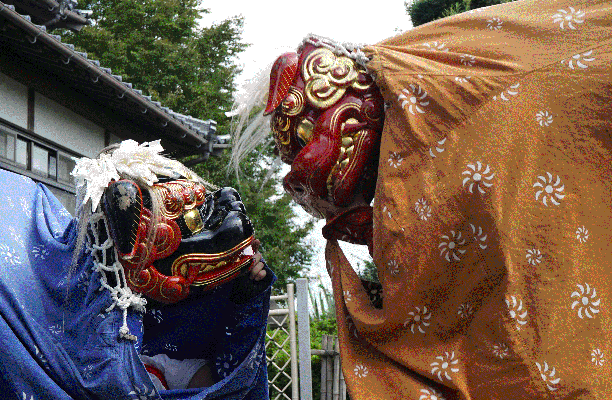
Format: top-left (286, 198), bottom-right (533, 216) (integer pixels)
top-left (321, 335), bottom-right (328, 400)
top-left (333, 337), bottom-right (341, 400)
top-left (340, 366), bottom-right (347, 400)
top-left (326, 336), bottom-right (334, 400)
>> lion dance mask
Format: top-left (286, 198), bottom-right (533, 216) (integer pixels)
top-left (265, 38), bottom-right (384, 249)
top-left (72, 140), bottom-right (255, 304)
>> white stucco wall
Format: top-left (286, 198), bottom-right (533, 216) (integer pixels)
top-left (34, 93), bottom-right (105, 158)
top-left (0, 72), bottom-right (28, 129)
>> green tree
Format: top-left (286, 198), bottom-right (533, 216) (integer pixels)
top-left (67, 0), bottom-right (246, 129)
top-left (358, 260), bottom-right (380, 284)
top-left (405, 0), bottom-right (515, 26)
top-left (191, 146), bottom-right (314, 293)
top-left (67, 0), bottom-right (315, 292)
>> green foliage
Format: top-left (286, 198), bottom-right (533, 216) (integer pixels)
top-left (309, 282), bottom-right (335, 320)
top-left (406, 0), bottom-right (516, 26)
top-left (309, 316), bottom-right (339, 400)
top-left (67, 0), bottom-right (314, 292)
top-left (67, 0), bottom-right (246, 133)
top-left (191, 146), bottom-right (314, 294)
top-left (358, 260), bottom-right (380, 284)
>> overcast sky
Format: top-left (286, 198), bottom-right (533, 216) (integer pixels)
top-left (200, 1), bottom-right (412, 95)
top-left (199, 1), bottom-right (413, 287)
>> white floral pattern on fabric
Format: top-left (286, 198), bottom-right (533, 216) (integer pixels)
top-left (571, 283), bottom-right (600, 319)
top-left (128, 385), bottom-right (157, 400)
top-left (48, 324), bottom-right (63, 335)
top-left (388, 259), bottom-right (400, 275)
top-left (430, 351), bottom-right (459, 381)
top-left (534, 172), bottom-right (565, 206)
top-left (526, 248), bottom-right (543, 265)
top-left (398, 84), bottom-right (430, 115)
top-left (343, 290), bottom-right (352, 302)
top-left (493, 83), bottom-right (520, 101)
top-left (217, 353), bottom-right (239, 378)
top-left (439, 230), bottom-right (467, 262)
top-left (428, 138), bottom-right (447, 158)
top-left (460, 54), bottom-right (476, 66)
top-left (415, 198), bottom-right (432, 221)
top-left (403, 306), bottom-right (431, 334)
top-left (552, 7), bottom-right (585, 30)
top-left (0, 244), bottom-right (21, 267)
top-left (591, 349), bottom-right (605, 366)
top-left (421, 41), bottom-right (449, 52)
top-left (562, 50), bottom-right (595, 69)
top-left (535, 110), bottom-right (554, 127)
top-left (505, 295), bottom-right (528, 330)
top-left (536, 361), bottom-right (561, 391)
top-left (83, 364), bottom-right (95, 380)
top-left (31, 245), bottom-right (50, 260)
top-left (353, 363), bottom-right (369, 378)
top-left (419, 388), bottom-right (446, 400)
top-left (487, 17), bottom-right (503, 30)
top-left (458, 303), bottom-right (474, 318)
top-left (492, 343), bottom-right (510, 359)
top-left (388, 152), bottom-right (404, 168)
top-left (576, 226), bottom-right (589, 243)
top-left (382, 205), bottom-right (392, 219)
top-left (469, 224), bottom-right (488, 249)
top-left (454, 76), bottom-right (471, 83)
top-left (8, 227), bottom-right (25, 248)
top-left (462, 162), bottom-right (495, 194)
top-left (21, 393), bottom-right (35, 400)
top-left (164, 343), bottom-right (178, 352)
top-left (149, 309), bottom-right (163, 323)
top-left (20, 198), bottom-right (32, 218)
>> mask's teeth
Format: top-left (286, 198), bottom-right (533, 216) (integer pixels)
top-left (242, 245), bottom-right (254, 256)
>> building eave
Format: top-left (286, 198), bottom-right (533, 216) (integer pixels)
top-left (0, 1), bottom-right (223, 157)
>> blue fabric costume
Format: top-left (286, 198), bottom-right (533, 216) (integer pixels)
top-left (0, 168), bottom-right (274, 399)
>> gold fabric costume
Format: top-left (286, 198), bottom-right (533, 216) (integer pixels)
top-left (327, 0), bottom-right (612, 398)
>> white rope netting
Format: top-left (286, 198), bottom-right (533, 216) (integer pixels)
top-left (88, 211), bottom-right (146, 340)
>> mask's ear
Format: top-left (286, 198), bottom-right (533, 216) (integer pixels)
top-left (264, 52), bottom-right (299, 115)
top-left (102, 180), bottom-right (144, 258)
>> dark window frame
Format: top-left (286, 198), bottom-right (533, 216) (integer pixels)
top-left (0, 118), bottom-right (81, 195)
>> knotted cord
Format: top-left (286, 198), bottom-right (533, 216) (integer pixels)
top-left (88, 210), bottom-right (146, 340)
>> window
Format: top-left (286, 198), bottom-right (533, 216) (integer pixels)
top-left (57, 153), bottom-right (75, 184)
top-left (0, 124), bottom-right (78, 215)
top-left (32, 143), bottom-right (50, 176)
top-left (0, 130), bottom-right (15, 161)
top-left (0, 126), bottom-right (76, 185)
top-left (15, 137), bottom-right (28, 167)
top-left (48, 154), bottom-right (57, 180)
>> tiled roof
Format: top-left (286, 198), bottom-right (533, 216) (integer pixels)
top-left (0, 1), bottom-right (224, 157)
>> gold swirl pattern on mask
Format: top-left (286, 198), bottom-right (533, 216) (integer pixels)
top-left (152, 180), bottom-right (206, 220)
top-left (272, 113), bottom-right (292, 145)
top-left (281, 87), bottom-right (305, 116)
top-left (303, 48), bottom-right (361, 109)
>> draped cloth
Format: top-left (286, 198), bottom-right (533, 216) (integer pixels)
top-left (326, 1), bottom-right (612, 398)
top-left (0, 168), bottom-right (272, 400)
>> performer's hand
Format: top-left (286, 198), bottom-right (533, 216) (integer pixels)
top-left (250, 239), bottom-right (267, 281)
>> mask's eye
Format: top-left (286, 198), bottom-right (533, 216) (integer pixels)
top-left (296, 118), bottom-right (314, 147)
top-left (281, 87), bottom-right (305, 116)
